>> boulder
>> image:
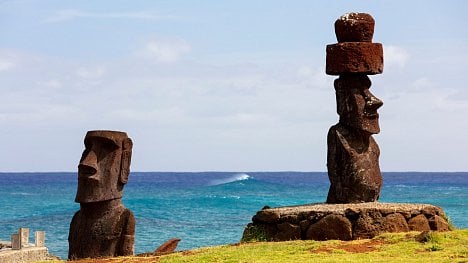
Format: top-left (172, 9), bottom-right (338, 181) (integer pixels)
top-left (408, 214), bottom-right (431, 231)
top-left (384, 213), bottom-right (409, 232)
top-left (306, 214), bottom-right (352, 241)
top-left (428, 215), bottom-right (450, 231)
top-left (275, 222), bottom-right (301, 241)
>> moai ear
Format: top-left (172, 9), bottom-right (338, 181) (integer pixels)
top-left (120, 138), bottom-right (133, 184)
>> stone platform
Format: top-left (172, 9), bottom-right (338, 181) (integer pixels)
top-left (0, 247), bottom-right (49, 263)
top-left (242, 202), bottom-right (450, 242)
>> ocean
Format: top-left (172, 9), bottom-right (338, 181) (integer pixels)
top-left (0, 172), bottom-right (466, 259)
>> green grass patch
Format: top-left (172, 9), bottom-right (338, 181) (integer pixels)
top-left (159, 229), bottom-right (467, 263)
top-left (46, 229), bottom-right (468, 263)
top-left (240, 225), bottom-right (268, 242)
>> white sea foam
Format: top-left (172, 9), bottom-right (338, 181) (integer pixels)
top-left (11, 192), bottom-right (36, 196)
top-left (209, 173), bottom-right (251, 186)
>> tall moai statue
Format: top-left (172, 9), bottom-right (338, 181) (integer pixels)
top-left (68, 130), bottom-right (135, 259)
top-left (325, 13), bottom-right (384, 203)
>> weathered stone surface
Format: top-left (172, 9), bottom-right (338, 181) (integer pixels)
top-left (326, 43), bottom-right (383, 75)
top-left (422, 206), bottom-right (443, 217)
top-left (0, 246), bottom-right (49, 263)
top-left (326, 124), bottom-right (382, 203)
top-left (154, 238), bottom-right (181, 255)
top-left (11, 234), bottom-right (20, 250)
top-left (253, 210), bottom-right (280, 223)
top-left (35, 231), bottom-right (45, 247)
top-left (19, 228), bottom-right (29, 248)
top-left (354, 210), bottom-right (385, 239)
top-left (335, 13), bottom-right (375, 42)
top-left (408, 214), bottom-right (431, 231)
top-left (69, 130), bottom-right (135, 260)
top-left (384, 213), bottom-right (409, 233)
top-left (275, 222), bottom-right (301, 241)
top-left (428, 215), bottom-right (450, 231)
top-left (326, 13), bottom-right (384, 204)
top-left (299, 220), bottom-right (310, 232)
top-left (326, 75), bottom-right (383, 204)
top-left (307, 214), bottom-right (352, 241)
top-left (242, 203), bottom-right (450, 242)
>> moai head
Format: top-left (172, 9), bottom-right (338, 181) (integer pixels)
top-left (335, 75), bottom-right (383, 134)
top-left (326, 12), bottom-right (384, 134)
top-left (75, 130), bottom-right (133, 203)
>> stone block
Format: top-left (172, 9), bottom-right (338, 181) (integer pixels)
top-left (354, 211), bottom-right (385, 239)
top-left (334, 13), bottom-right (375, 42)
top-left (428, 215), bottom-right (450, 231)
top-left (408, 214), bottom-right (431, 231)
top-left (384, 213), bottom-right (409, 232)
top-left (306, 214), bottom-right (352, 241)
top-left (19, 228), bottom-right (29, 248)
top-left (11, 234), bottom-right (20, 250)
top-left (275, 222), bottom-right (301, 241)
top-left (35, 231), bottom-right (45, 247)
top-left (326, 42), bottom-right (383, 75)
top-left (252, 210), bottom-right (280, 223)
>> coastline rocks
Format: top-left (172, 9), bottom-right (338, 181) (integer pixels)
top-left (242, 203), bottom-right (450, 242)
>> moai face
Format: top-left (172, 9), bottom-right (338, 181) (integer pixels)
top-left (336, 75), bottom-right (383, 134)
top-left (75, 130), bottom-right (132, 203)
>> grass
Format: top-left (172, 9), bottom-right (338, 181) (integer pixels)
top-left (43, 229), bottom-right (467, 263)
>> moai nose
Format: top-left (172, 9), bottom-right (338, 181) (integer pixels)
top-left (78, 150), bottom-right (98, 177)
top-left (366, 94), bottom-right (383, 111)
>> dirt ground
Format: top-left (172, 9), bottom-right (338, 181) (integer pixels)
top-left (312, 239), bottom-right (385, 253)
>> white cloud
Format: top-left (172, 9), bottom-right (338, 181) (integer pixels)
top-left (1, 42), bottom-right (466, 171)
top-left (0, 61), bottom-right (14, 71)
top-left (137, 38), bottom-right (191, 63)
top-left (76, 66), bottom-right (107, 79)
top-left (0, 50), bottom-right (19, 72)
top-left (410, 77), bottom-right (433, 91)
top-left (43, 9), bottom-right (176, 23)
top-left (384, 45), bottom-right (410, 69)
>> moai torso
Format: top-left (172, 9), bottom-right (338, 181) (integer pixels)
top-left (68, 130), bottom-right (135, 259)
top-left (325, 13), bottom-right (384, 203)
top-left (69, 201), bottom-right (135, 259)
top-left (327, 124), bottom-right (381, 203)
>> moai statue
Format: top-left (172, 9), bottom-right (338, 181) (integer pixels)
top-left (325, 13), bottom-right (384, 203)
top-left (68, 130), bottom-right (135, 259)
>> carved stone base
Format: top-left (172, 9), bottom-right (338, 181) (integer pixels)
top-left (242, 203), bottom-right (450, 242)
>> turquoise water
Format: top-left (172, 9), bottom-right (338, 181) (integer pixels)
top-left (0, 172), bottom-right (466, 259)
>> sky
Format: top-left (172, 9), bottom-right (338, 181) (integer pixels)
top-left (1, 1), bottom-right (467, 172)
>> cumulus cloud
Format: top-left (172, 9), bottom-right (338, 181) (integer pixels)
top-left (43, 9), bottom-right (176, 23)
top-left (137, 38), bottom-right (191, 63)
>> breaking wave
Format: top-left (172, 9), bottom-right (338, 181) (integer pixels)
top-left (209, 173), bottom-right (251, 186)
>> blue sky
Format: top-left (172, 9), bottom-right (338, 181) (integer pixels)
top-left (1, 1), bottom-right (467, 172)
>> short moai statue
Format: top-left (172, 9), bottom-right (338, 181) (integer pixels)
top-left (325, 13), bottom-right (384, 203)
top-left (68, 130), bottom-right (135, 259)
